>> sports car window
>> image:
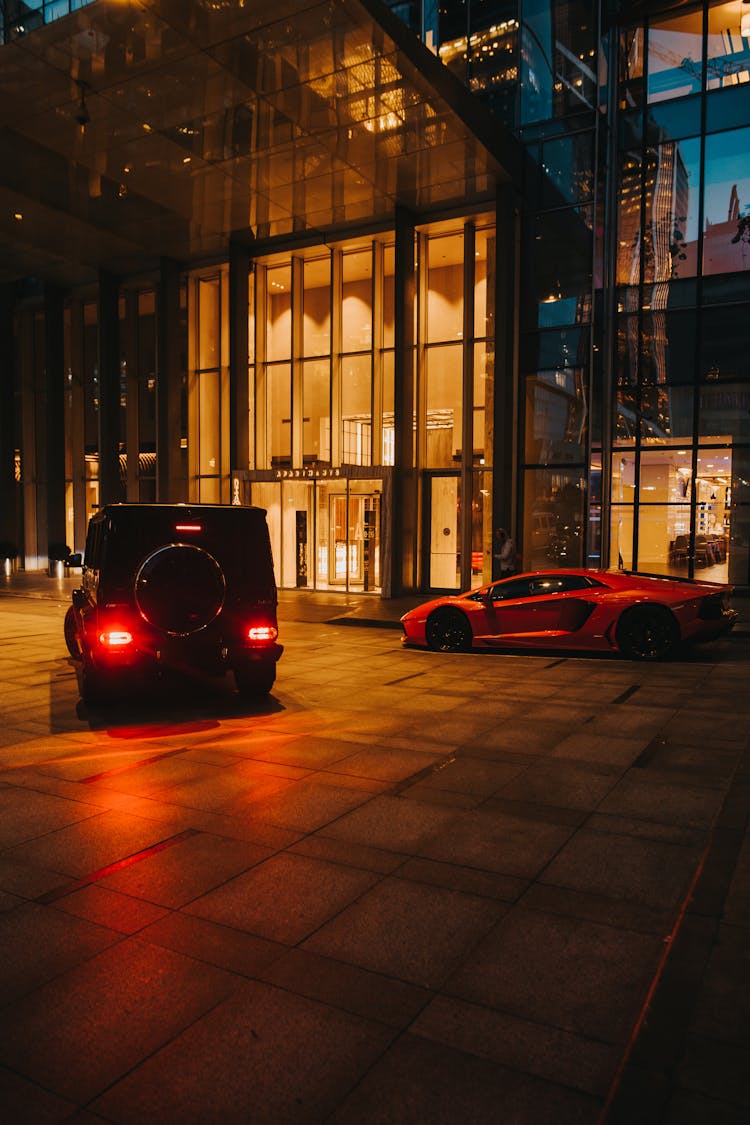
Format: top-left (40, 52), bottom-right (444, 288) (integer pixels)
top-left (528, 575), bottom-right (594, 595)
top-left (488, 579), bottom-right (534, 601)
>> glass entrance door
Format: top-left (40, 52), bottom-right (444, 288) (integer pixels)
top-left (428, 474), bottom-right (461, 590)
top-left (325, 490), bottom-right (381, 591)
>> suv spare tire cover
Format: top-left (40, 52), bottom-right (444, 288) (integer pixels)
top-left (135, 544), bottom-right (226, 635)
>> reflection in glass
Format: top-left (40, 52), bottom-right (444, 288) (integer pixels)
top-left (647, 11), bottom-right (703, 104)
top-left (707, 4), bottom-right (750, 92)
top-left (524, 369), bottom-right (587, 464)
top-left (699, 304), bottom-right (750, 383)
top-left (471, 469), bottom-right (493, 588)
top-left (703, 128), bottom-right (750, 275)
top-left (523, 468), bottom-right (585, 569)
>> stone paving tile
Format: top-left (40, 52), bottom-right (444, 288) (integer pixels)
top-left (139, 911), bottom-right (286, 979)
top-left (97, 830), bottom-right (272, 908)
top-left (416, 806), bottom-right (575, 878)
top-left (2, 808), bottom-right (187, 879)
top-left (260, 946), bottom-right (432, 1028)
top-left (185, 851), bottom-right (381, 944)
top-left (322, 745), bottom-right (447, 783)
top-left (540, 828), bottom-right (703, 910)
top-left (520, 882), bottom-right (678, 937)
top-left (408, 756), bottom-right (527, 798)
top-left (302, 875), bottom-right (506, 989)
top-left (317, 793), bottom-right (460, 853)
top-left (0, 902), bottom-right (120, 1007)
top-left (0, 787), bottom-right (100, 850)
top-left (688, 923), bottom-right (750, 1048)
top-left (0, 937), bottom-right (239, 1106)
top-left (397, 856), bottom-right (527, 903)
top-left (412, 993), bottom-right (619, 1098)
top-left (674, 1033), bottom-right (750, 1108)
top-left (228, 776), bottom-right (381, 832)
top-left (550, 731), bottom-right (649, 767)
top-left (53, 884), bottom-right (169, 934)
top-left (597, 774), bottom-right (726, 830)
top-left (330, 1031), bottom-right (599, 1125)
top-left (0, 1064), bottom-right (78, 1125)
top-left (91, 979), bottom-right (396, 1125)
top-left (288, 833), bottom-right (407, 875)
top-left (446, 904), bottom-right (662, 1045)
top-left (497, 759), bottom-right (620, 811)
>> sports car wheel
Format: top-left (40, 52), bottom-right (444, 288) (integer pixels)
top-left (425, 608), bottom-right (472, 653)
top-left (64, 606), bottom-right (80, 658)
top-left (615, 606), bottom-right (680, 661)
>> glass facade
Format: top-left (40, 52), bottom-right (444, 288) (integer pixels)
top-left (3, 0), bottom-right (750, 592)
top-left (0, 0), bottom-right (95, 42)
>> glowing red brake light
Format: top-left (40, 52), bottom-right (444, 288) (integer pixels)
top-left (175, 523), bottom-right (203, 533)
top-left (98, 629), bottom-right (134, 648)
top-left (246, 625), bottom-right (278, 643)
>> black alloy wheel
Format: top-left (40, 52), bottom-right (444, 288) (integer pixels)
top-left (425, 607), bottom-right (473, 653)
top-left (64, 606), bottom-right (79, 658)
top-left (615, 606), bottom-right (680, 661)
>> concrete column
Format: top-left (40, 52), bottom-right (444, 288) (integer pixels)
top-left (0, 285), bottom-right (18, 552)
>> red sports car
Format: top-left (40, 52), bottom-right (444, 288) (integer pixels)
top-left (400, 569), bottom-right (738, 660)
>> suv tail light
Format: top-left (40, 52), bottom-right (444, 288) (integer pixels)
top-left (98, 628), bottom-right (134, 648)
top-left (246, 625), bottom-right (278, 643)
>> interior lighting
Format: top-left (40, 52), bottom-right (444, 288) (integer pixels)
top-left (75, 80), bottom-right (90, 133)
top-left (743, 1), bottom-right (750, 37)
top-left (13, 211), bottom-right (23, 221)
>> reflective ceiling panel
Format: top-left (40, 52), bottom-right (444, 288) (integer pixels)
top-left (0, 0), bottom-right (519, 286)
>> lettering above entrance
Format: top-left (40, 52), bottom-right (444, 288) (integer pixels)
top-left (275, 468), bottom-right (342, 480)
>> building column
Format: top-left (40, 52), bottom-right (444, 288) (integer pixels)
top-left (391, 206), bottom-right (417, 596)
top-left (229, 241), bottom-right (251, 486)
top-left (491, 182), bottom-right (519, 576)
top-left (156, 258), bottom-right (185, 502)
top-left (0, 285), bottom-right (18, 554)
top-left (45, 284), bottom-right (67, 553)
top-left (97, 270), bottom-right (122, 504)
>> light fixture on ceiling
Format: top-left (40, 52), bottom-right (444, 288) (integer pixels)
top-left (75, 80), bottom-right (90, 132)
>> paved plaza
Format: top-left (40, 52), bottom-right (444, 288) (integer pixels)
top-left (0, 575), bottom-right (748, 1123)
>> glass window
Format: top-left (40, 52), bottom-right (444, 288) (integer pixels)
top-left (524, 367), bottom-right (587, 465)
top-left (619, 26), bottom-right (645, 111)
top-left (647, 11), bottom-right (703, 104)
top-left (302, 360), bottom-right (330, 463)
top-left (267, 363), bottom-right (291, 466)
top-left (426, 233), bottom-right (463, 343)
top-left (425, 344), bottom-right (462, 468)
top-left (383, 244), bottom-right (395, 350)
top-left (474, 227), bottom-right (493, 339)
top-left (703, 128), bottom-right (750, 275)
top-left (198, 371), bottom-right (220, 478)
top-left (302, 257), bottom-right (330, 357)
top-left (473, 343), bottom-right (491, 466)
top-left (520, 0), bottom-right (597, 125)
top-left (527, 207), bottom-right (593, 328)
top-left (523, 468), bottom-right (585, 568)
top-left (470, 468), bottom-right (493, 588)
top-left (341, 354), bottom-right (371, 466)
top-left (707, 4), bottom-right (750, 92)
top-left (198, 277), bottom-right (220, 370)
top-left (342, 251), bottom-right (372, 352)
top-left (610, 505), bottom-right (634, 570)
top-left (382, 350), bottom-right (395, 465)
top-left (700, 304), bottom-right (750, 382)
top-left (700, 383), bottom-right (750, 441)
top-left (247, 270), bottom-right (255, 364)
top-left (266, 264), bottom-right (291, 361)
top-left (541, 132), bottom-right (594, 205)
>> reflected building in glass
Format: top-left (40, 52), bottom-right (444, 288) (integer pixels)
top-left (1, 0), bottom-right (749, 591)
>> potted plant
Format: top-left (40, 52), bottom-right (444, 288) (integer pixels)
top-left (0, 540), bottom-right (18, 577)
top-left (48, 541), bottom-right (71, 577)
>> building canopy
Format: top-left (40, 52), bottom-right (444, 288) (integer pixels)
top-left (0, 0), bottom-right (520, 288)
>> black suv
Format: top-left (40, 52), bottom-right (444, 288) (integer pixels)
top-left (64, 503), bottom-right (282, 705)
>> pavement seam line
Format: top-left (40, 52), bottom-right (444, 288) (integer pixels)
top-left (34, 828), bottom-right (200, 905)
